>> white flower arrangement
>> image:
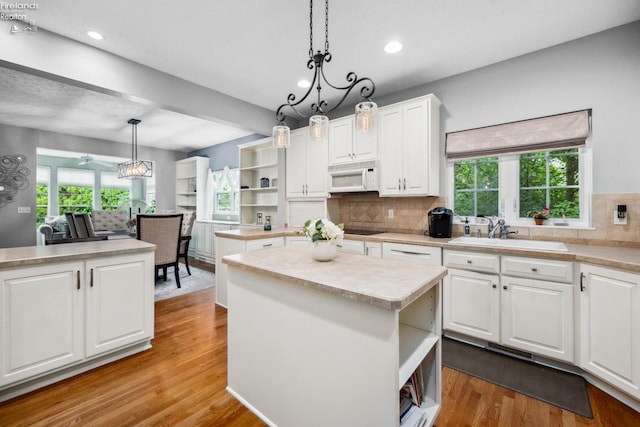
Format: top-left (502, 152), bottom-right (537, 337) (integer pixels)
top-left (299, 218), bottom-right (344, 243)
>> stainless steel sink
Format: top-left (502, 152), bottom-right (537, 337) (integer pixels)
top-left (448, 236), bottom-right (568, 251)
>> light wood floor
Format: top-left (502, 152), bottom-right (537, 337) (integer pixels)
top-left (1, 287), bottom-right (638, 426)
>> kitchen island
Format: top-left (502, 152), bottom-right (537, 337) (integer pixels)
top-left (223, 246), bottom-right (447, 427)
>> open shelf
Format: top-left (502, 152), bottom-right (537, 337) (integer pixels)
top-left (240, 163), bottom-right (278, 171)
top-left (241, 187), bottom-right (278, 192)
top-left (398, 324), bottom-right (438, 389)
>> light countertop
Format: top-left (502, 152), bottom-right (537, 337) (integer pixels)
top-left (0, 239), bottom-right (156, 269)
top-left (215, 227), bottom-right (640, 273)
top-left (223, 246), bottom-right (447, 310)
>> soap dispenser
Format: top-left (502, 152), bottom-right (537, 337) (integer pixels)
top-left (464, 217), bottom-right (470, 237)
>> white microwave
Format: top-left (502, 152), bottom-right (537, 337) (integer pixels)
top-left (328, 160), bottom-right (379, 193)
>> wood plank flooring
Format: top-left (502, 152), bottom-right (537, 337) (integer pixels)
top-left (1, 287), bottom-right (638, 426)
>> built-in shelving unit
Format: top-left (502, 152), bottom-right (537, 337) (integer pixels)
top-left (175, 156), bottom-right (209, 220)
top-left (239, 138), bottom-right (282, 226)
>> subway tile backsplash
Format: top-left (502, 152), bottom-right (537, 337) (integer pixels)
top-left (331, 192), bottom-right (640, 248)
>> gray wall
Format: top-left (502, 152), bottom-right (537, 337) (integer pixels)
top-left (189, 134), bottom-right (266, 171)
top-left (0, 123), bottom-right (184, 248)
top-left (335, 20), bottom-right (640, 195)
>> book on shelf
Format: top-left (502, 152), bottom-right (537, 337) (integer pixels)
top-left (399, 364), bottom-right (427, 426)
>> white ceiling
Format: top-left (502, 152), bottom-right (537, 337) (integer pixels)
top-left (3, 0), bottom-right (640, 152)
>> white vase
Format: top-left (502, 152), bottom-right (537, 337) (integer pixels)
top-left (311, 240), bottom-right (337, 262)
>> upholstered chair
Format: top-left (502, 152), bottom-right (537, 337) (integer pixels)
top-left (136, 214), bottom-right (183, 288)
top-left (178, 211), bottom-right (197, 275)
top-left (91, 209), bottom-right (128, 232)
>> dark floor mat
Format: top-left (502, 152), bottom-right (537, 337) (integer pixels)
top-left (442, 337), bottom-right (593, 418)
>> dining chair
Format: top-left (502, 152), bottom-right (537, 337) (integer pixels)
top-left (136, 214), bottom-right (183, 288)
top-left (178, 211), bottom-right (196, 275)
top-left (73, 212), bottom-right (98, 238)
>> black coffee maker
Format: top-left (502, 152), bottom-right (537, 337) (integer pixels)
top-left (428, 207), bottom-right (453, 238)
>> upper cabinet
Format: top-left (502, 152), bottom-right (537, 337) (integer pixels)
top-left (378, 94), bottom-right (441, 197)
top-left (176, 156), bottom-right (209, 220)
top-left (328, 116), bottom-right (377, 165)
top-left (286, 128), bottom-right (328, 199)
top-left (239, 138), bottom-right (283, 226)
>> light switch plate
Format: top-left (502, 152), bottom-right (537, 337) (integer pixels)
top-left (613, 210), bottom-right (628, 225)
top-left (388, 209), bottom-right (394, 219)
top-left (17, 206), bottom-right (31, 214)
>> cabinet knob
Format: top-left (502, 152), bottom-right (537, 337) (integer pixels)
top-left (503, 285), bottom-right (508, 290)
top-left (531, 267), bottom-right (538, 272)
top-left (398, 179), bottom-right (401, 190)
top-left (492, 284), bottom-right (497, 289)
top-left (466, 259), bottom-right (472, 264)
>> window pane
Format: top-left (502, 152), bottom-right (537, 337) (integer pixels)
top-left (58, 185), bottom-right (93, 215)
top-left (477, 191), bottom-right (499, 217)
top-left (550, 188), bottom-right (579, 218)
top-left (520, 189), bottom-right (546, 217)
top-left (454, 161), bottom-right (475, 190)
top-left (520, 155), bottom-right (547, 187)
top-left (216, 193), bottom-right (231, 212)
top-left (36, 184), bottom-right (49, 225)
top-left (477, 160), bottom-right (498, 189)
top-left (454, 191), bottom-right (474, 217)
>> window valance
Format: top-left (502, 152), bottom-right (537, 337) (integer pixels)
top-left (445, 109), bottom-right (590, 160)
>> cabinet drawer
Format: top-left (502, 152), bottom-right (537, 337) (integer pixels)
top-left (382, 243), bottom-right (441, 265)
top-left (337, 239), bottom-right (364, 254)
top-left (246, 237), bottom-right (285, 252)
top-left (443, 250), bottom-right (500, 274)
top-left (501, 256), bottom-right (574, 283)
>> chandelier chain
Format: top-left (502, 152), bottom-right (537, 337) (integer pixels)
top-left (309, 0), bottom-right (314, 58)
top-left (324, 0), bottom-right (329, 53)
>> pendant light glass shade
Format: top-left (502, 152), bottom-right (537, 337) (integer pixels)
top-left (118, 118), bottom-right (153, 179)
top-left (309, 115), bottom-right (329, 142)
top-left (273, 124), bottom-right (290, 148)
top-left (355, 101), bottom-right (378, 133)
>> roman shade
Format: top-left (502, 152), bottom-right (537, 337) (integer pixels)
top-left (446, 109), bottom-right (590, 160)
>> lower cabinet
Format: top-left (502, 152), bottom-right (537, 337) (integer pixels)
top-left (215, 235), bottom-right (285, 308)
top-left (194, 221), bottom-right (214, 263)
top-left (0, 252), bottom-right (154, 395)
top-left (579, 264), bottom-right (640, 400)
top-left (443, 249), bottom-right (575, 363)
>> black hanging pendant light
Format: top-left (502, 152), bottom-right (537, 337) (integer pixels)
top-left (118, 118), bottom-right (153, 179)
top-left (273, 0), bottom-right (377, 148)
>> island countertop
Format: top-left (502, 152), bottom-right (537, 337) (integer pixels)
top-left (223, 245), bottom-right (447, 310)
top-left (0, 239), bottom-right (156, 269)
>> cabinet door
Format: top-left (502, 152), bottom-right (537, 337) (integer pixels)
top-left (443, 268), bottom-right (500, 342)
top-left (245, 237), bottom-right (285, 252)
top-left (501, 276), bottom-right (574, 362)
top-left (378, 105), bottom-right (404, 195)
top-left (0, 262), bottom-right (84, 386)
top-left (328, 117), bottom-right (354, 165)
top-left (195, 222), bottom-right (213, 260)
top-left (215, 236), bottom-right (249, 308)
top-left (402, 98), bottom-right (432, 196)
top-left (286, 129), bottom-right (308, 198)
top-left (305, 133), bottom-right (328, 197)
top-left (85, 253), bottom-right (154, 358)
top-left (580, 264), bottom-right (640, 399)
top-left (364, 242), bottom-right (382, 258)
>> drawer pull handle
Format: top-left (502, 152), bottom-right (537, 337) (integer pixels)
top-left (580, 272), bottom-right (585, 292)
top-left (90, 268), bottom-right (94, 287)
top-left (466, 259), bottom-right (472, 264)
top-left (76, 270), bottom-right (80, 290)
top-left (263, 243), bottom-right (273, 248)
top-left (531, 267), bottom-right (538, 272)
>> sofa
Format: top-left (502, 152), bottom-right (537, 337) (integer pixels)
top-left (91, 209), bottom-right (130, 234)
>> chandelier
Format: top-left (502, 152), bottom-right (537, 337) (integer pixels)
top-left (273, 0), bottom-right (377, 148)
top-left (118, 119), bottom-right (153, 179)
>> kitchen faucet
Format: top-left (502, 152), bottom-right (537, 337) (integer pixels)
top-left (499, 224), bottom-right (519, 239)
top-left (488, 217), bottom-right (504, 239)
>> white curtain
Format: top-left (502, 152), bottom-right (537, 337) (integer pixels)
top-left (204, 168), bottom-right (215, 220)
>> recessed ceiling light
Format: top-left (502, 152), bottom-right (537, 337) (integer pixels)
top-left (86, 30), bottom-right (104, 41)
top-left (297, 79), bottom-right (311, 88)
top-left (384, 41), bottom-right (403, 54)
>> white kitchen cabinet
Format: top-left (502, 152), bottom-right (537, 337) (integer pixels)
top-left (193, 221), bottom-right (214, 263)
top-left (328, 116), bottom-right (377, 165)
top-left (382, 242), bottom-right (442, 266)
top-left (500, 275), bottom-right (574, 362)
top-left (337, 239), bottom-right (364, 254)
top-left (378, 95), bottom-right (441, 197)
top-left (286, 128), bottom-right (328, 198)
top-left (0, 250), bottom-right (154, 398)
top-left (85, 254), bottom-right (154, 358)
top-left (579, 264), bottom-right (640, 400)
top-left (443, 249), bottom-right (575, 362)
top-left (215, 236), bottom-right (285, 308)
top-left (365, 241), bottom-right (382, 257)
top-left (0, 262), bottom-right (84, 387)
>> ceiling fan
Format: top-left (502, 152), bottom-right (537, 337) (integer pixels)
top-left (78, 154), bottom-right (115, 167)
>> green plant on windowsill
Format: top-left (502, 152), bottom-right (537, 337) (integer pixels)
top-left (526, 207), bottom-right (550, 220)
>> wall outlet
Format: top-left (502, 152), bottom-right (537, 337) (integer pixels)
top-left (613, 210), bottom-right (628, 225)
top-left (388, 209), bottom-right (394, 219)
top-left (17, 206), bottom-right (31, 214)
